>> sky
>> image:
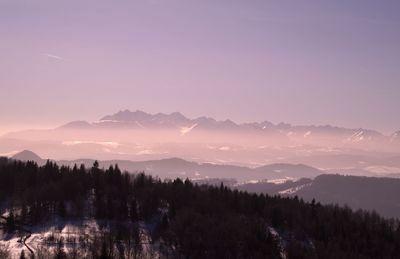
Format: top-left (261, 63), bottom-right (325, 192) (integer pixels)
top-left (1, 0), bottom-right (399, 135)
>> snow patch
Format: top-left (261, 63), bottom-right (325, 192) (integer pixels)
top-left (180, 124), bottom-right (197, 135)
top-left (267, 177), bottom-right (295, 184)
top-left (268, 227), bottom-right (287, 259)
top-left (347, 130), bottom-right (366, 142)
top-left (218, 146), bottom-right (230, 151)
top-left (135, 121), bottom-right (145, 128)
top-left (279, 182), bottom-right (312, 195)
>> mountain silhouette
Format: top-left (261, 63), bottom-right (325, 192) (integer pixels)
top-left (8, 150), bottom-right (323, 182)
top-left (57, 109), bottom-right (389, 141)
top-left (12, 150), bottom-right (44, 163)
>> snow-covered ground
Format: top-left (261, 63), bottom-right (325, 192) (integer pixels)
top-left (268, 226), bottom-right (287, 259)
top-left (0, 218), bottom-right (161, 258)
top-left (0, 219), bottom-right (101, 258)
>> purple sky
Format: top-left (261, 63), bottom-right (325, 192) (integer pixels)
top-left (1, 0), bottom-right (399, 134)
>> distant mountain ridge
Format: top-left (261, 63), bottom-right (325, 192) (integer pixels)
top-left (9, 150), bottom-right (323, 182)
top-left (60, 109), bottom-right (393, 139)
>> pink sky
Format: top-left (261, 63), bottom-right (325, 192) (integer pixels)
top-left (1, 0), bottom-right (400, 134)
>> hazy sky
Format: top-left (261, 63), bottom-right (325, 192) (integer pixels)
top-left (1, 0), bottom-right (399, 134)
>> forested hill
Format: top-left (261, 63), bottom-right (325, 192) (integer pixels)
top-left (1, 157), bottom-right (400, 258)
top-left (235, 175), bottom-right (400, 219)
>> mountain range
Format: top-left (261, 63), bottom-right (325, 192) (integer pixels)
top-left (60, 110), bottom-right (398, 143)
top-left (4, 109), bottom-right (398, 146)
top-left (1, 110), bottom-right (400, 176)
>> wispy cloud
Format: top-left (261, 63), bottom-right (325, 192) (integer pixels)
top-left (0, 150), bottom-right (20, 157)
top-left (42, 53), bottom-right (64, 61)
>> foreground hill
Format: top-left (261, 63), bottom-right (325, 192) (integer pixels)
top-left (1, 158), bottom-right (400, 258)
top-left (9, 151), bottom-right (400, 218)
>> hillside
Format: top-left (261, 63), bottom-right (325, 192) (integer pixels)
top-left (236, 174), bottom-right (400, 219)
top-left (291, 174), bottom-right (400, 218)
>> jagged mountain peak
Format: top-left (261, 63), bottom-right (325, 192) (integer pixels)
top-left (100, 110), bottom-right (191, 123)
top-left (100, 109), bottom-right (152, 122)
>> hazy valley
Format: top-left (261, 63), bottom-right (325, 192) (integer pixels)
top-left (2, 110), bottom-right (400, 179)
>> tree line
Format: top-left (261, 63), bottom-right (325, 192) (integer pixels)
top-left (1, 157), bottom-right (400, 258)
